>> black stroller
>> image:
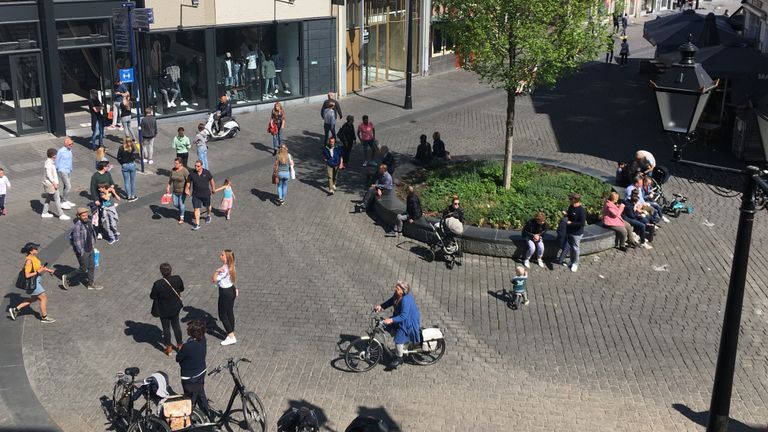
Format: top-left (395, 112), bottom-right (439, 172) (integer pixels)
top-left (424, 216), bottom-right (461, 269)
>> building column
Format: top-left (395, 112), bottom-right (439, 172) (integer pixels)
top-left (420, 0), bottom-right (431, 76)
top-left (335, 2), bottom-right (347, 97)
top-left (38, 0), bottom-right (65, 136)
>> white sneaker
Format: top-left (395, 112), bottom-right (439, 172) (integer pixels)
top-left (662, 216), bottom-right (671, 223)
top-left (64, 201), bottom-right (76, 207)
top-left (41, 213), bottom-right (54, 218)
top-left (523, 259), bottom-right (530, 269)
top-left (60, 203), bottom-right (72, 210)
top-left (148, 160), bottom-right (154, 165)
top-left (59, 214), bottom-right (71, 221)
top-left (640, 242), bottom-right (654, 249)
top-left (220, 336), bottom-right (237, 346)
top-left (143, 159), bottom-right (148, 163)
top-left (570, 264), bottom-right (578, 272)
top-left (537, 259), bottom-right (545, 268)
top-left (362, 161), bottom-right (368, 167)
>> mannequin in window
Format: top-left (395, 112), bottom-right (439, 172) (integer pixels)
top-left (222, 52), bottom-right (234, 87)
top-left (159, 72), bottom-right (179, 108)
top-left (232, 57), bottom-right (241, 87)
top-left (262, 55), bottom-right (276, 99)
top-left (273, 52), bottom-right (289, 95)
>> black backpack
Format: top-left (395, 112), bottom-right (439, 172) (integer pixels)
top-left (14, 259), bottom-right (33, 290)
top-left (277, 407), bottom-right (320, 432)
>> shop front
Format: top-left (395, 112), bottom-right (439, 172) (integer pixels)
top-left (0, 22), bottom-right (47, 137)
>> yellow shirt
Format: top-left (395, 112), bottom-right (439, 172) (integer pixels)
top-left (24, 255), bottom-right (41, 276)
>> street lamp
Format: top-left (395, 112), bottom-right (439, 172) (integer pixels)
top-left (652, 40), bottom-right (768, 432)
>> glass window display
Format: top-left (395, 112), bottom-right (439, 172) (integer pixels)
top-left (147, 31), bottom-right (207, 116)
top-left (215, 22), bottom-right (301, 106)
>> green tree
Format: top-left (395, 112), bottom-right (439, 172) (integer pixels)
top-left (435, 0), bottom-right (607, 188)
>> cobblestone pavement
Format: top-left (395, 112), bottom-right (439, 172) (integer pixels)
top-left (3, 3), bottom-right (768, 430)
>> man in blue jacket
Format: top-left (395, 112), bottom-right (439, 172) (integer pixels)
top-left (375, 281), bottom-right (421, 369)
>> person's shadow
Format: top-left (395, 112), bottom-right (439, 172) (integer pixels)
top-left (123, 320), bottom-right (164, 353)
top-left (671, 403), bottom-right (765, 431)
top-left (250, 188), bottom-right (277, 204)
top-left (278, 399), bottom-right (335, 432)
top-left (180, 306), bottom-right (227, 340)
top-left (4, 293), bottom-right (40, 320)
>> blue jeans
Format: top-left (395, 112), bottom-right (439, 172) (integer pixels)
top-left (277, 171), bottom-right (290, 200)
top-left (525, 239), bottom-right (544, 260)
top-left (172, 193), bottom-right (186, 220)
top-left (625, 217), bottom-right (648, 243)
top-left (198, 147), bottom-right (208, 170)
top-left (121, 162), bottom-right (137, 198)
top-left (323, 123), bottom-right (336, 145)
top-left (272, 129), bottom-right (283, 151)
top-left (91, 121), bottom-right (104, 149)
top-left (557, 234), bottom-right (583, 265)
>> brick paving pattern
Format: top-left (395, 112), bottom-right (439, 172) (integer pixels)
top-left (2, 3), bottom-right (768, 430)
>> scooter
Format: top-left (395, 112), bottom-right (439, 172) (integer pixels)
top-left (664, 193), bottom-right (694, 218)
top-left (204, 111), bottom-right (240, 140)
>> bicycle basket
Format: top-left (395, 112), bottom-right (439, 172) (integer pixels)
top-left (161, 396), bottom-right (192, 431)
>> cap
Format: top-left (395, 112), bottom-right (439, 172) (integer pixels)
top-left (76, 207), bottom-right (89, 215)
top-left (21, 242), bottom-right (40, 254)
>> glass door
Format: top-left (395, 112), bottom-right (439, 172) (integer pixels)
top-left (10, 54), bottom-right (47, 135)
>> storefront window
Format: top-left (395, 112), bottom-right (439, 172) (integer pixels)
top-left (0, 22), bottom-right (39, 53)
top-left (147, 31), bottom-right (207, 116)
top-left (56, 19), bottom-right (110, 47)
top-left (214, 22), bottom-right (301, 106)
top-left (364, 0), bottom-right (420, 83)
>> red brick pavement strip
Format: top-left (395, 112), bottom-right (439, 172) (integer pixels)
top-left (3, 13), bottom-right (768, 432)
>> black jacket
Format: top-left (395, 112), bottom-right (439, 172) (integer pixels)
top-left (415, 142), bottom-right (432, 164)
top-left (337, 122), bottom-right (356, 147)
top-left (443, 205), bottom-right (464, 223)
top-left (216, 101), bottom-right (232, 118)
top-left (116, 146), bottom-right (137, 165)
top-left (320, 98), bottom-right (342, 119)
top-left (150, 275), bottom-right (185, 318)
top-left (522, 219), bottom-right (548, 240)
top-left (381, 152), bottom-right (395, 175)
top-left (406, 194), bottom-right (423, 221)
top-left (176, 337), bottom-right (206, 379)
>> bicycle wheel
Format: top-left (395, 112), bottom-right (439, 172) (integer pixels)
top-left (242, 391), bottom-right (267, 432)
top-left (344, 337), bottom-right (383, 372)
top-left (111, 383), bottom-right (131, 428)
top-left (126, 416), bottom-right (171, 432)
top-left (191, 407), bottom-right (215, 431)
top-left (410, 339), bottom-right (446, 366)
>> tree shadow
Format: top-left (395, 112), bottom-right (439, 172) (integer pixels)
top-left (250, 188), bottom-right (277, 205)
top-left (123, 320), bottom-right (164, 353)
top-left (180, 306), bottom-right (226, 340)
top-left (671, 403), bottom-right (766, 432)
top-left (350, 406), bottom-right (401, 432)
top-left (278, 400), bottom-right (336, 432)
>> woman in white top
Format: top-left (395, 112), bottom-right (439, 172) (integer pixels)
top-left (42, 148), bottom-right (69, 220)
top-left (212, 249), bottom-right (238, 346)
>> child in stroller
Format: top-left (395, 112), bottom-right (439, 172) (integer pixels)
top-left (425, 215), bottom-right (461, 269)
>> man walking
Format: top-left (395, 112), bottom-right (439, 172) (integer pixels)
top-left (557, 193), bottom-right (586, 272)
top-left (55, 137), bottom-right (75, 209)
top-left (194, 123), bottom-right (209, 170)
top-left (185, 160), bottom-right (215, 230)
top-left (322, 137), bottom-right (344, 195)
top-left (109, 78), bottom-right (129, 130)
top-left (621, 13), bottom-right (628, 35)
top-left (619, 37), bottom-right (629, 67)
top-left (62, 207), bottom-right (103, 290)
top-left (320, 92), bottom-right (342, 120)
top-left (140, 107), bottom-right (157, 165)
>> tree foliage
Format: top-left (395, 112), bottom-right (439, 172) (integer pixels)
top-left (435, 0), bottom-right (608, 91)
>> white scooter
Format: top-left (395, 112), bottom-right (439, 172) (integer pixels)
top-left (204, 111), bottom-right (240, 140)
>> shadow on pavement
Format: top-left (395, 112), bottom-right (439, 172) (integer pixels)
top-left (250, 187), bottom-right (278, 205)
top-left (330, 334), bottom-right (363, 373)
top-left (180, 306), bottom-right (226, 340)
top-left (278, 399), bottom-right (335, 432)
top-left (123, 320), bottom-right (164, 353)
top-left (351, 406), bottom-right (401, 432)
top-left (671, 403), bottom-right (766, 432)
top-left (149, 204), bottom-right (180, 221)
top-left (250, 142), bottom-right (273, 154)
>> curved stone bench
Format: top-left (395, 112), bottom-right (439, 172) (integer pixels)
top-left (373, 155), bottom-right (623, 259)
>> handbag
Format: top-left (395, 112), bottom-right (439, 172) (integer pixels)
top-left (267, 120), bottom-right (277, 136)
top-left (290, 166), bottom-right (296, 180)
top-left (161, 193), bottom-right (173, 205)
top-left (15, 259), bottom-right (34, 290)
top-left (272, 171), bottom-right (279, 185)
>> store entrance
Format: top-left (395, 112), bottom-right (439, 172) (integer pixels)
top-left (59, 46), bottom-right (113, 129)
top-left (0, 54), bottom-right (47, 137)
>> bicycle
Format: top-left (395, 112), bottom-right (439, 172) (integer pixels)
top-left (207, 357), bottom-right (267, 432)
top-left (344, 311), bottom-right (446, 372)
top-left (110, 367), bottom-right (209, 432)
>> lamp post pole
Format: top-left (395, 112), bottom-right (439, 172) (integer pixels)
top-left (404, 0), bottom-right (414, 110)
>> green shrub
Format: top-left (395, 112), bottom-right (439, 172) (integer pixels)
top-left (417, 161), bottom-right (612, 230)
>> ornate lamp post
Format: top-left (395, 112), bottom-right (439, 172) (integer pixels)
top-left (652, 40), bottom-right (768, 432)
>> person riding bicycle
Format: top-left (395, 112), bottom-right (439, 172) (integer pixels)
top-left (176, 320), bottom-right (210, 419)
top-left (373, 281), bottom-right (421, 369)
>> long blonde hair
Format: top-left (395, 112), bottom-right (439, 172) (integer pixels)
top-left (223, 249), bottom-right (236, 284)
top-left (122, 137), bottom-right (134, 152)
top-left (95, 146), bottom-right (106, 161)
top-left (277, 145), bottom-right (289, 165)
top-left (272, 101), bottom-right (283, 115)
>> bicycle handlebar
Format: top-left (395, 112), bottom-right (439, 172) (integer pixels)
top-left (208, 357), bottom-right (251, 376)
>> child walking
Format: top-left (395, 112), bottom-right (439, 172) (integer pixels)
top-left (215, 178), bottom-right (235, 220)
top-left (98, 183), bottom-right (122, 244)
top-left (511, 266), bottom-right (529, 306)
top-left (0, 167), bottom-right (11, 215)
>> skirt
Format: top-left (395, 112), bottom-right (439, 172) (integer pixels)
top-left (29, 276), bottom-right (45, 296)
top-left (220, 197), bottom-right (233, 210)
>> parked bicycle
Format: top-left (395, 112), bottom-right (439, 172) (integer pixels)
top-left (344, 311), bottom-right (446, 372)
top-left (207, 357), bottom-right (267, 432)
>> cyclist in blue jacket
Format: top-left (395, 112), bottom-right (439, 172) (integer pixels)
top-left (374, 281), bottom-right (421, 369)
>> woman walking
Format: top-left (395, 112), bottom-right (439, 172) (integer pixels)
top-left (176, 320), bottom-right (210, 419)
top-left (116, 137), bottom-right (138, 201)
top-left (8, 242), bottom-right (56, 323)
top-left (166, 158), bottom-right (189, 224)
top-left (150, 262), bottom-right (185, 356)
top-left (119, 94), bottom-right (136, 141)
top-left (42, 148), bottom-right (70, 220)
top-left (213, 250), bottom-right (238, 346)
top-left (172, 127), bottom-right (191, 168)
top-left (269, 102), bottom-right (285, 155)
top-left (273, 145), bottom-right (294, 205)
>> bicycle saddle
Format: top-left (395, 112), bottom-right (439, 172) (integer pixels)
top-left (124, 367), bottom-right (140, 377)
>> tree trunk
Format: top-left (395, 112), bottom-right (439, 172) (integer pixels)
top-left (503, 88), bottom-right (516, 189)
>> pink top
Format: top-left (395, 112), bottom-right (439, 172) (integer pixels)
top-left (602, 201), bottom-right (625, 227)
top-left (357, 121), bottom-right (375, 141)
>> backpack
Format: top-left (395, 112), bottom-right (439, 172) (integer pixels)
top-left (277, 407), bottom-right (320, 432)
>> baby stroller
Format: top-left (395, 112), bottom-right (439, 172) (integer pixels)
top-left (424, 216), bottom-right (461, 269)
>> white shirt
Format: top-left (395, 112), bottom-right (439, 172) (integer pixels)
top-left (0, 176), bottom-right (10, 195)
top-left (43, 158), bottom-right (58, 186)
top-left (637, 150), bottom-right (656, 167)
top-left (216, 265), bottom-right (234, 288)
top-left (246, 53), bottom-right (257, 70)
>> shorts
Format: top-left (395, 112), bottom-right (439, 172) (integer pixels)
top-left (192, 196), bottom-right (211, 209)
top-left (220, 197), bottom-right (233, 210)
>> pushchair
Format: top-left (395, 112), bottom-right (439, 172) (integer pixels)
top-left (424, 216), bottom-right (461, 269)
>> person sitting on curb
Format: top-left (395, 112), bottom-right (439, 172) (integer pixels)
top-left (395, 186), bottom-right (423, 238)
top-left (522, 212), bottom-right (548, 268)
top-left (355, 164), bottom-right (393, 213)
top-left (602, 191), bottom-right (636, 252)
top-left (625, 174), bottom-right (661, 224)
top-left (442, 195), bottom-right (465, 238)
top-left (622, 189), bottom-right (654, 249)
top-left (413, 135), bottom-right (432, 166)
